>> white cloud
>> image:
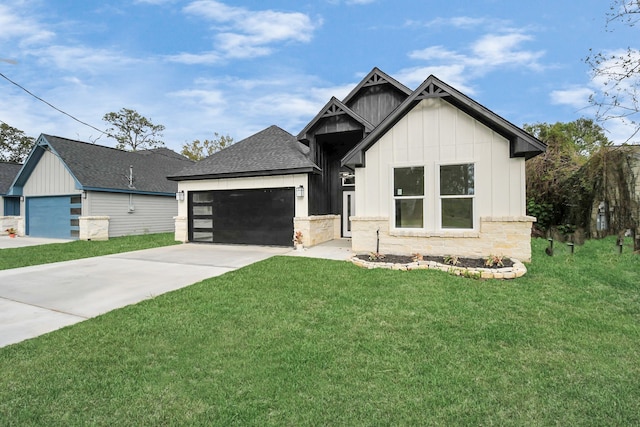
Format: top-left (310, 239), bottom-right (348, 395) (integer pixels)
top-left (405, 16), bottom-right (497, 30)
top-left (395, 65), bottom-right (474, 93)
top-left (405, 30), bottom-right (545, 94)
top-left (30, 45), bottom-right (143, 72)
top-left (171, 0), bottom-right (321, 62)
top-left (550, 87), bottom-right (593, 109)
top-left (469, 33), bottom-right (544, 70)
top-left (165, 51), bottom-right (221, 65)
top-left (0, 4), bottom-right (54, 47)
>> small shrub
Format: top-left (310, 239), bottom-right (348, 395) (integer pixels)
top-left (412, 253), bottom-right (423, 262)
top-left (444, 255), bottom-right (460, 266)
top-left (484, 254), bottom-right (504, 268)
top-left (368, 252), bottom-right (385, 261)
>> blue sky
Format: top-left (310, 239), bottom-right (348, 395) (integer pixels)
top-left (0, 0), bottom-right (636, 152)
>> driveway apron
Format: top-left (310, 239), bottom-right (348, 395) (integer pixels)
top-left (0, 244), bottom-right (289, 348)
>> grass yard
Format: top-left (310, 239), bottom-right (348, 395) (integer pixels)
top-left (0, 233), bottom-right (178, 270)
top-left (1, 236), bottom-right (639, 425)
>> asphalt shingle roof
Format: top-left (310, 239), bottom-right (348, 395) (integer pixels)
top-left (169, 125), bottom-right (318, 180)
top-left (43, 135), bottom-right (193, 193)
top-left (0, 161), bottom-right (22, 195)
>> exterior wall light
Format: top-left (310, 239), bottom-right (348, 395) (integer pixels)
top-left (176, 190), bottom-right (185, 201)
top-left (295, 185), bottom-right (305, 198)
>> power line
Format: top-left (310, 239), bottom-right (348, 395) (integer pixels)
top-left (0, 71), bottom-right (108, 137)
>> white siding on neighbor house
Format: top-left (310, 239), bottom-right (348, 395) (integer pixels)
top-left (357, 98), bottom-right (527, 231)
top-left (23, 150), bottom-right (79, 196)
top-left (86, 191), bottom-right (177, 237)
top-left (177, 174), bottom-right (309, 218)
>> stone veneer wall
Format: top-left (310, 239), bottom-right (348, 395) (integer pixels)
top-left (174, 216), bottom-right (188, 243)
top-left (294, 215), bottom-right (341, 247)
top-left (1, 216), bottom-right (24, 236)
top-left (351, 216), bottom-right (536, 262)
top-left (79, 216), bottom-right (110, 241)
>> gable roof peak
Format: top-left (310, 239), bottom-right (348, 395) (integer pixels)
top-left (341, 67), bottom-right (412, 106)
top-left (297, 96), bottom-right (375, 142)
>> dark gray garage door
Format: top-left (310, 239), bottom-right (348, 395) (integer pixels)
top-left (189, 188), bottom-right (294, 246)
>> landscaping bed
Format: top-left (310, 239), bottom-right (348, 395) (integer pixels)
top-left (352, 253), bottom-right (527, 279)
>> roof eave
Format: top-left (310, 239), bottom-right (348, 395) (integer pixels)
top-left (168, 166), bottom-right (321, 182)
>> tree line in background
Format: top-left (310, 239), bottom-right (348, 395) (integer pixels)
top-left (524, 119), bottom-right (639, 251)
top-left (0, 107), bottom-right (233, 163)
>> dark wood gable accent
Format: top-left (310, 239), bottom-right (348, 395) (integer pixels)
top-left (298, 97), bottom-right (373, 142)
top-left (296, 68), bottom-right (411, 225)
top-left (342, 68), bottom-right (412, 127)
top-left (415, 82), bottom-right (449, 100)
top-left (297, 99), bottom-right (373, 217)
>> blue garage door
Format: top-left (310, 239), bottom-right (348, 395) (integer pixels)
top-left (27, 195), bottom-right (81, 239)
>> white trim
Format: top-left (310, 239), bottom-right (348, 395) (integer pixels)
top-left (436, 161), bottom-right (477, 232)
top-left (390, 164), bottom-right (427, 231)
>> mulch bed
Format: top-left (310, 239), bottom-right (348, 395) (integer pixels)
top-left (355, 254), bottom-right (515, 269)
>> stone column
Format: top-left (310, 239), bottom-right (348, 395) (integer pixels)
top-left (174, 216), bottom-right (188, 243)
top-left (79, 216), bottom-right (110, 240)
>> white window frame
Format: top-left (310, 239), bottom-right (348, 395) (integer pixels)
top-left (437, 161), bottom-right (476, 231)
top-left (391, 165), bottom-right (426, 230)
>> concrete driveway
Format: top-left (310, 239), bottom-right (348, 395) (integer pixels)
top-left (0, 244), bottom-right (290, 348)
top-left (0, 235), bottom-right (72, 248)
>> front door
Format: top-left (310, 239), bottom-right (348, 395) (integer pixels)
top-left (342, 191), bottom-right (355, 237)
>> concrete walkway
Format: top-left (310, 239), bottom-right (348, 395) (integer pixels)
top-left (0, 240), bottom-right (352, 348)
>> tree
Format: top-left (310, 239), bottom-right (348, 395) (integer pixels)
top-left (586, 0), bottom-right (640, 142)
top-left (524, 119), bottom-right (611, 231)
top-left (180, 133), bottom-right (234, 161)
top-left (103, 108), bottom-right (165, 151)
top-left (0, 123), bottom-right (34, 163)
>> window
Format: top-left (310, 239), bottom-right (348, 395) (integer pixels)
top-left (394, 167), bottom-right (424, 228)
top-left (440, 163), bottom-right (474, 229)
top-left (190, 191), bottom-right (214, 242)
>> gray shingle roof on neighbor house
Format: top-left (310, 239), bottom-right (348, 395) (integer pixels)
top-left (41, 135), bottom-right (194, 194)
top-left (0, 161), bottom-right (22, 195)
top-left (168, 125), bottom-right (319, 180)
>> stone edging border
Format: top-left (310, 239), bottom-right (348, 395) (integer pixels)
top-left (350, 256), bottom-right (527, 279)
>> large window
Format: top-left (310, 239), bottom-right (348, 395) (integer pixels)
top-left (440, 163), bottom-right (474, 229)
top-left (394, 167), bottom-right (424, 228)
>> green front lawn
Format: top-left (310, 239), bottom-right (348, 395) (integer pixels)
top-left (1, 237), bottom-right (639, 425)
top-left (0, 233), bottom-right (179, 270)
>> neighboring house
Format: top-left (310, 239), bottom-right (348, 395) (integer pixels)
top-left (170, 68), bottom-right (545, 261)
top-left (5, 134), bottom-right (193, 239)
top-left (1, 162), bottom-right (22, 234)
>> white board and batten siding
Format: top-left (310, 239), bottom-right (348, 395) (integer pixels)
top-left (357, 98), bottom-right (527, 230)
top-left (85, 192), bottom-right (177, 237)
